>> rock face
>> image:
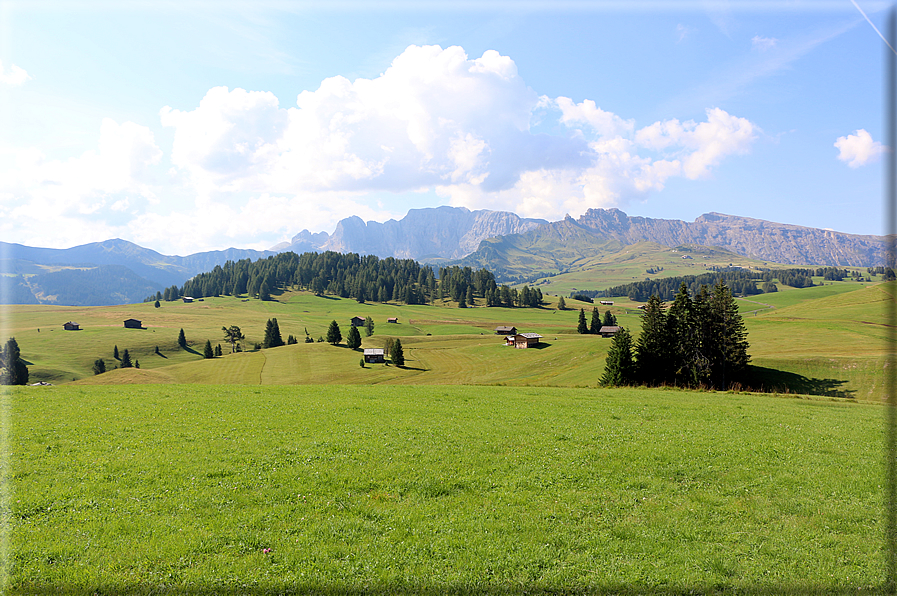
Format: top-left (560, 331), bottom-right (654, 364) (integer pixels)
top-left (317, 206), bottom-right (547, 260)
top-left (573, 209), bottom-right (884, 266)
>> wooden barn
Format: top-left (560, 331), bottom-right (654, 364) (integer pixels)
top-left (495, 325), bottom-right (517, 335)
top-left (364, 348), bottom-right (385, 363)
top-left (63, 321), bottom-right (80, 331)
top-left (512, 333), bottom-right (542, 349)
top-left (123, 318), bottom-right (142, 329)
top-left (350, 316), bottom-right (366, 327)
top-left (599, 325), bottom-right (621, 338)
top-left (387, 317), bottom-right (398, 324)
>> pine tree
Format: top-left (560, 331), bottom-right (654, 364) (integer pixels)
top-left (326, 320), bottom-right (342, 345)
top-left (577, 309), bottom-right (588, 334)
top-left (204, 340), bottom-right (214, 359)
top-left (708, 282), bottom-right (751, 389)
top-left (667, 282), bottom-right (699, 386)
top-left (259, 280), bottom-right (271, 301)
top-left (602, 310), bottom-right (617, 327)
top-left (458, 292), bottom-right (467, 308)
top-left (557, 296), bottom-right (566, 310)
top-left (600, 328), bottom-right (634, 386)
top-left (0, 337), bottom-right (28, 385)
top-left (154, 300), bottom-right (161, 308)
top-left (634, 295), bottom-right (669, 386)
top-left (392, 338), bottom-right (405, 367)
top-left (590, 307), bottom-right (601, 334)
top-left (215, 344), bottom-right (223, 357)
top-left (120, 349), bottom-right (133, 368)
top-left (114, 345), bottom-right (120, 360)
top-left (364, 317), bottom-right (374, 337)
top-left (134, 360), bottom-right (140, 369)
top-left (346, 325), bottom-right (362, 350)
top-left (177, 328), bottom-right (187, 349)
top-left (93, 358), bottom-right (106, 375)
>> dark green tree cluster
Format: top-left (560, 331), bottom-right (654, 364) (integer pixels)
top-left (0, 337), bottom-right (29, 385)
top-left (602, 282), bottom-right (750, 389)
top-left (262, 318), bottom-right (285, 349)
top-left (440, 266), bottom-right (496, 306)
top-left (346, 325), bottom-right (362, 350)
top-left (120, 349), bottom-right (133, 368)
top-left (204, 340), bottom-right (214, 359)
top-left (484, 284), bottom-right (543, 308)
top-left (179, 251), bottom-right (448, 305)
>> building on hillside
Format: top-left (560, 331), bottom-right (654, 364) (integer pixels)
top-left (495, 325), bottom-right (517, 335)
top-left (387, 317), bottom-right (398, 324)
top-left (63, 321), bottom-right (80, 331)
top-left (512, 333), bottom-right (542, 349)
top-left (350, 316), bottom-right (366, 327)
top-left (123, 318), bottom-right (142, 329)
top-left (364, 348), bottom-right (385, 363)
top-left (182, 296), bottom-right (194, 303)
top-left (599, 300), bottom-right (614, 305)
top-left (599, 325), bottom-right (621, 338)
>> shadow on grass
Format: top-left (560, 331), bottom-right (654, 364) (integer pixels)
top-left (745, 365), bottom-right (856, 398)
top-left (184, 347), bottom-right (201, 356)
top-left (9, 583), bottom-right (887, 595)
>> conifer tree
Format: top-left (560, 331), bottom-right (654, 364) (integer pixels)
top-left (114, 345), bottom-right (120, 360)
top-left (204, 340), bottom-right (214, 359)
top-left (154, 300), bottom-right (160, 308)
top-left (135, 360), bottom-right (140, 369)
top-left (215, 344), bottom-right (223, 357)
top-left (590, 307), bottom-right (601, 334)
top-left (600, 328), bottom-right (634, 386)
top-left (634, 295), bottom-right (669, 385)
top-left (708, 282), bottom-right (750, 389)
top-left (177, 328), bottom-right (187, 349)
top-left (120, 349), bottom-right (132, 368)
top-left (326, 320), bottom-right (342, 345)
top-left (667, 282), bottom-right (699, 386)
top-left (93, 358), bottom-right (106, 375)
top-left (602, 310), bottom-right (617, 327)
top-left (557, 296), bottom-right (566, 310)
top-left (392, 338), bottom-right (405, 367)
top-left (346, 325), bottom-right (362, 350)
top-left (0, 337), bottom-right (28, 385)
top-left (364, 317), bottom-right (374, 337)
top-left (577, 308), bottom-right (588, 334)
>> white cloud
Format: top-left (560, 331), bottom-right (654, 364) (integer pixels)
top-left (0, 60), bottom-right (31, 86)
top-left (835, 129), bottom-right (884, 168)
top-left (2, 44), bottom-right (760, 254)
top-left (676, 23), bottom-right (696, 43)
top-left (751, 36), bottom-right (778, 51)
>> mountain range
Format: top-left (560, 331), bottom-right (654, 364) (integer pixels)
top-left (0, 206), bottom-right (885, 305)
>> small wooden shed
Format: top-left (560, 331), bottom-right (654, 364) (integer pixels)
top-left (123, 318), bottom-right (142, 329)
top-left (364, 348), bottom-right (385, 363)
top-left (495, 325), bottom-right (517, 335)
top-left (599, 325), bottom-right (621, 338)
top-left (350, 316), bottom-right (366, 327)
top-left (387, 317), bottom-right (398, 324)
top-left (513, 333), bottom-right (542, 349)
top-left (63, 321), bottom-right (80, 331)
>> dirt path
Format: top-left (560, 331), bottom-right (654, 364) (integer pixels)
top-left (736, 297), bottom-right (776, 316)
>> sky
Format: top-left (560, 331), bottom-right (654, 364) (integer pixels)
top-left (0, 0), bottom-right (891, 256)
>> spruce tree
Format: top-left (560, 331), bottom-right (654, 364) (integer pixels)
top-left (177, 328), bottom-right (187, 349)
top-left (93, 358), bottom-right (106, 375)
top-left (590, 307), bottom-right (601, 334)
top-left (121, 349), bottom-right (133, 368)
top-left (0, 337), bottom-right (28, 385)
top-left (557, 296), bottom-right (566, 310)
top-left (135, 360), bottom-right (140, 369)
top-left (634, 295), bottom-right (669, 385)
top-left (204, 340), bottom-right (214, 359)
top-left (364, 317), bottom-right (374, 337)
top-left (600, 328), bottom-right (634, 386)
top-left (326, 320), bottom-right (342, 345)
top-left (392, 338), bottom-right (405, 367)
top-left (667, 282), bottom-right (699, 386)
top-left (708, 282), bottom-right (750, 389)
top-left (215, 344), bottom-right (223, 357)
top-left (114, 345), bottom-right (120, 360)
top-left (346, 325), bottom-right (362, 350)
top-left (154, 300), bottom-right (160, 308)
top-left (577, 308), bottom-right (588, 334)
top-left (602, 310), bottom-right (617, 327)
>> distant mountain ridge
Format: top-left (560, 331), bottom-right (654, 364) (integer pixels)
top-left (275, 206), bottom-right (547, 260)
top-left (0, 206), bottom-right (885, 306)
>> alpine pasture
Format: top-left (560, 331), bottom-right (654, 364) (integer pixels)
top-left (1, 278), bottom-right (893, 592)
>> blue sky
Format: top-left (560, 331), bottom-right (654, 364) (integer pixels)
top-left (0, 1), bottom-right (889, 255)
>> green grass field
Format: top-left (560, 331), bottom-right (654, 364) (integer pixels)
top-left (3, 384), bottom-right (885, 593)
top-left (2, 279), bottom-right (893, 402)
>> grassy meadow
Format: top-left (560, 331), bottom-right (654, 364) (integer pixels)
top-left (0, 278), bottom-right (891, 401)
top-left (4, 384), bottom-right (886, 593)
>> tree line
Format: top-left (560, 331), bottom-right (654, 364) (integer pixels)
top-left (602, 282), bottom-right (750, 389)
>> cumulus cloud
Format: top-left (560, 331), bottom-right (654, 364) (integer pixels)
top-left (3, 44), bottom-right (761, 254)
top-left (835, 129), bottom-right (884, 168)
top-left (0, 60), bottom-right (31, 86)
